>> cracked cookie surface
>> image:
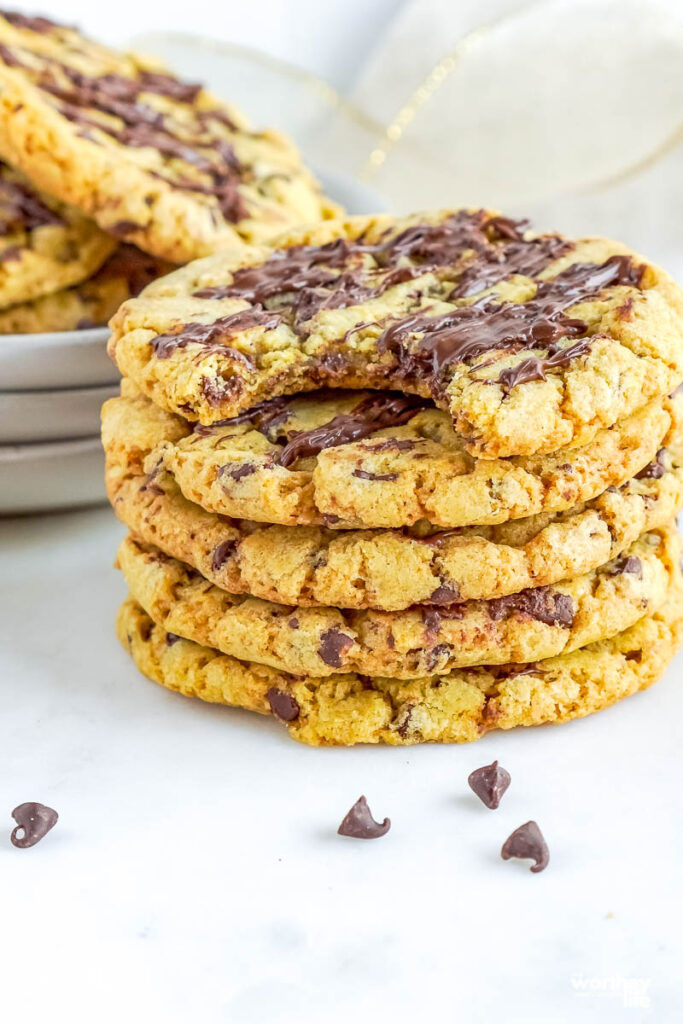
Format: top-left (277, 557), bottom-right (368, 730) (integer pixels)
top-left (116, 574), bottom-right (683, 745)
top-left (108, 210), bottom-right (683, 457)
top-left (0, 12), bottom-right (339, 263)
top-left (105, 419), bottom-right (683, 610)
top-left (102, 385), bottom-right (681, 528)
top-left (0, 158), bottom-right (115, 311)
top-left (116, 528), bottom-right (678, 678)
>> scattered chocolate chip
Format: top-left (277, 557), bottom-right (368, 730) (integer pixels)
top-left (501, 820), bottom-right (549, 873)
top-left (266, 688), bottom-right (300, 722)
top-left (10, 802), bottom-right (58, 848)
top-left (318, 628), bottom-right (354, 668)
top-left (468, 760), bottom-right (511, 809)
top-left (337, 796), bottom-right (390, 839)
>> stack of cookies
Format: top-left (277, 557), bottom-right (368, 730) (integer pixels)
top-left (103, 209), bottom-right (683, 745)
top-left (0, 11), bottom-right (338, 330)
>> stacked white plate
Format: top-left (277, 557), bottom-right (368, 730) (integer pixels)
top-left (0, 327), bottom-right (118, 514)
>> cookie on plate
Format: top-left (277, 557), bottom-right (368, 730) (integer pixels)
top-left (101, 385), bottom-right (681, 528)
top-left (105, 423), bottom-right (683, 610)
top-left (0, 243), bottom-right (172, 333)
top-left (116, 528), bottom-right (678, 678)
top-left (108, 210), bottom-right (683, 457)
top-left (0, 12), bottom-right (340, 262)
top-left (116, 572), bottom-right (683, 744)
top-left (0, 158), bottom-right (115, 311)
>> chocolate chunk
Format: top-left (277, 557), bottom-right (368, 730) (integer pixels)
top-left (352, 469), bottom-right (399, 482)
top-left (277, 393), bottom-right (427, 467)
top-left (430, 584), bottom-right (461, 604)
top-left (501, 820), bottom-right (549, 873)
top-left (636, 449), bottom-right (666, 480)
top-left (488, 586), bottom-right (574, 627)
top-left (337, 796), bottom-right (390, 839)
top-left (609, 556), bottom-right (643, 578)
top-left (165, 632), bottom-right (181, 646)
top-left (468, 760), bottom-right (511, 809)
top-left (10, 802), bottom-right (58, 848)
top-left (211, 538), bottom-right (236, 571)
top-left (220, 462), bottom-right (257, 482)
top-left (266, 688), bottom-right (300, 722)
top-left (318, 628), bottom-right (354, 668)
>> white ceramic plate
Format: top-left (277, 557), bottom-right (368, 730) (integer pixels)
top-left (0, 325), bottom-right (115, 392)
top-left (0, 383), bottom-right (119, 444)
top-left (0, 436), bottom-right (106, 515)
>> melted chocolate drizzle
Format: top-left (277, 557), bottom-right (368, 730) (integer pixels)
top-left (0, 174), bottom-right (63, 234)
top-left (377, 256), bottom-right (642, 385)
top-left (152, 306), bottom-right (282, 359)
top-left (277, 392), bottom-right (427, 468)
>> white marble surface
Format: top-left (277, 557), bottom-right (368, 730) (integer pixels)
top-left (2, 504), bottom-right (682, 1022)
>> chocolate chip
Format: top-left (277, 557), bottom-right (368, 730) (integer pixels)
top-left (10, 802), bottom-right (58, 848)
top-left (501, 820), bottom-right (549, 873)
top-left (636, 449), bottom-right (666, 480)
top-left (266, 688), bottom-right (300, 722)
top-left (352, 469), bottom-right (399, 482)
top-left (488, 587), bottom-right (574, 628)
top-left (337, 796), bottom-right (390, 839)
top-left (165, 632), bottom-right (181, 646)
top-left (430, 584), bottom-right (461, 604)
top-left (220, 462), bottom-right (257, 482)
top-left (288, 617), bottom-right (299, 629)
top-left (609, 556), bottom-right (643, 578)
top-left (468, 760), bottom-right (511, 809)
top-left (211, 538), bottom-right (237, 572)
top-left (318, 628), bottom-right (354, 668)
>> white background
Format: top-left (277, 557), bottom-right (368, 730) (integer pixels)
top-left (2, 2), bottom-right (683, 1022)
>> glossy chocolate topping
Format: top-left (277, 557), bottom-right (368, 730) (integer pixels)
top-left (191, 212), bottom-right (567, 324)
top-left (337, 796), bottom-right (390, 839)
top-left (276, 392), bottom-right (427, 468)
top-left (152, 306), bottom-right (282, 359)
top-left (377, 256), bottom-right (642, 384)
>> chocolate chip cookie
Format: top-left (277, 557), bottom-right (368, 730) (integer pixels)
top-left (116, 528), bottom-right (678, 678)
top-left (108, 210), bottom-right (683, 457)
top-left (105, 423), bottom-right (683, 610)
top-left (0, 243), bottom-right (171, 332)
top-left (0, 158), bottom-right (115, 311)
top-left (101, 385), bottom-right (680, 528)
top-left (0, 12), bottom-right (340, 263)
top-left (116, 570), bottom-right (683, 745)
